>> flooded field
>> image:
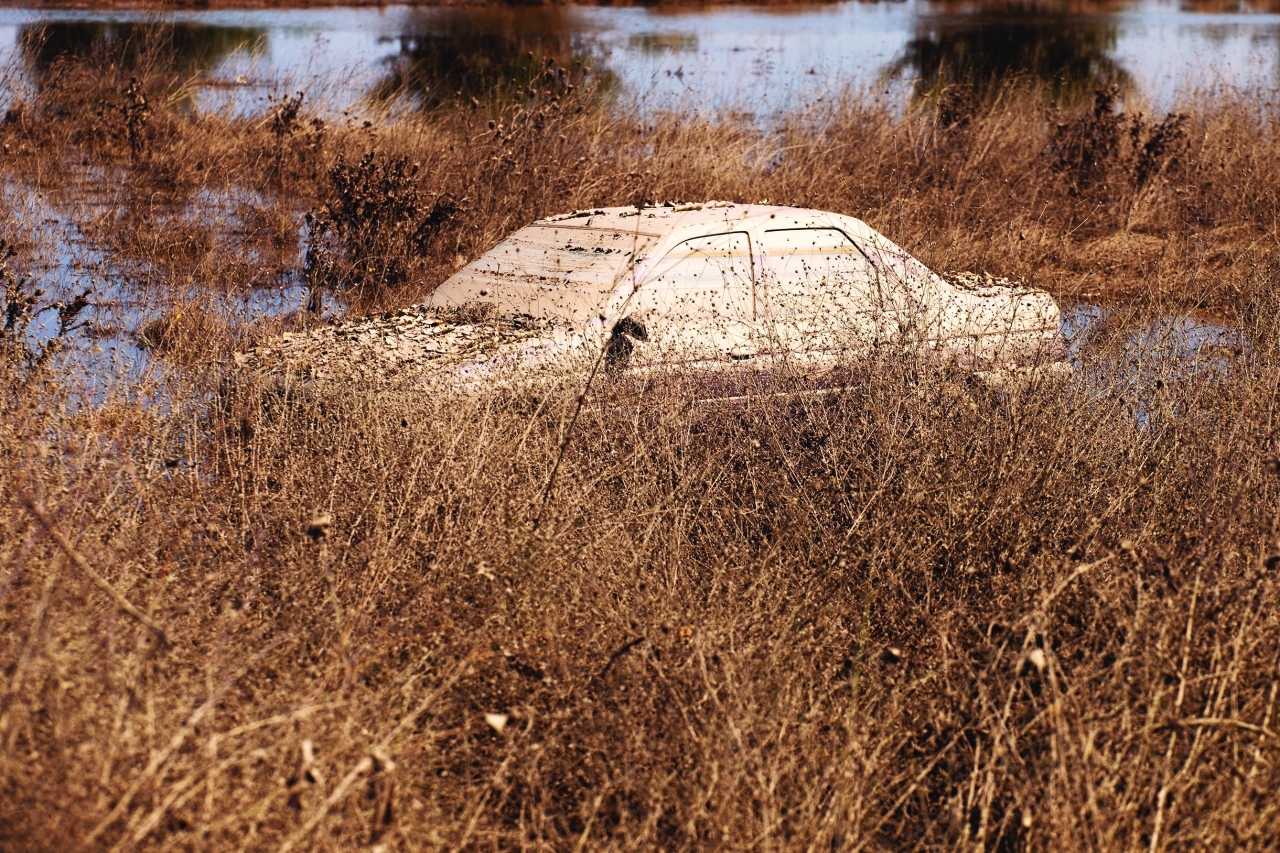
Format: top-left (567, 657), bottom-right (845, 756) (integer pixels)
top-left (3, 172), bottom-right (1250, 398)
top-left (0, 1), bottom-right (1273, 391)
top-left (4, 5), bottom-right (1280, 850)
top-left (0, 1), bottom-right (1273, 390)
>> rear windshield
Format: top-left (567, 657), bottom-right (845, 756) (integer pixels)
top-left (430, 224), bottom-right (659, 322)
top-left (470, 225), bottom-right (650, 287)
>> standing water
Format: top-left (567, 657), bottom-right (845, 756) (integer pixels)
top-left (0, 0), bottom-right (1279, 118)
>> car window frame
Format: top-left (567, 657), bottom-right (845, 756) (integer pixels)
top-left (756, 224), bottom-right (894, 320)
top-left (758, 225), bottom-right (878, 282)
top-left (637, 229), bottom-right (757, 317)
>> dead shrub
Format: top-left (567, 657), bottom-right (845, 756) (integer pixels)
top-left (1049, 84), bottom-right (1124, 188)
top-left (936, 83), bottom-right (980, 133)
top-left (1049, 84), bottom-right (1191, 198)
top-left (267, 90), bottom-right (326, 186)
top-left (1130, 110), bottom-right (1189, 188)
top-left (121, 76), bottom-right (151, 163)
top-left (304, 150), bottom-right (462, 305)
top-left (136, 301), bottom-right (226, 363)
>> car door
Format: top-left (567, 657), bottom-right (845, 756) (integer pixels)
top-left (756, 227), bottom-right (887, 361)
top-left (628, 231), bottom-right (757, 364)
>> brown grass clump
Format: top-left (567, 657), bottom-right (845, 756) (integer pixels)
top-left (136, 299), bottom-right (230, 364)
top-left (2, 41), bottom-right (1280, 852)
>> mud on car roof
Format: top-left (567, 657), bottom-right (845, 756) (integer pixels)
top-left (427, 202), bottom-right (772, 324)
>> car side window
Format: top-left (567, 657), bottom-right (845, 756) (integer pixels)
top-left (635, 231), bottom-right (754, 324)
top-left (758, 227), bottom-right (882, 319)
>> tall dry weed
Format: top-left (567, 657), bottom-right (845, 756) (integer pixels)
top-left (2, 333), bottom-right (1279, 850)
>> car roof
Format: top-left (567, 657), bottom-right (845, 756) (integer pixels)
top-left (536, 201), bottom-right (776, 232)
top-left (531, 202), bottom-right (883, 241)
top-left (426, 203), bottom-right (889, 323)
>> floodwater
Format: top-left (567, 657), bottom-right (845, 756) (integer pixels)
top-left (1061, 301), bottom-right (1244, 378)
top-left (7, 186), bottom-right (314, 399)
top-left (1, 0), bottom-right (1279, 120)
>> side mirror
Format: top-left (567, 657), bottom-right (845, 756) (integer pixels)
top-left (604, 315), bottom-right (648, 372)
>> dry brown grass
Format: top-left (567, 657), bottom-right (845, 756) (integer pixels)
top-left (2, 45), bottom-right (1280, 852)
top-left (3, 339), bottom-right (1280, 851)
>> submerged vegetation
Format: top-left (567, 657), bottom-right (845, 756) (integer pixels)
top-left (2, 23), bottom-right (1280, 852)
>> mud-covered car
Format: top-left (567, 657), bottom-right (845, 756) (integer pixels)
top-left (427, 202), bottom-right (1064, 381)
top-left (239, 203), bottom-right (1064, 391)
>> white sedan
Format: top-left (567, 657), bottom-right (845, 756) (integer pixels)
top-left (426, 202), bottom-right (1064, 384)
top-left (240, 203), bottom-right (1064, 390)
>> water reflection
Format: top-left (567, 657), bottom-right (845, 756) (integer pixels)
top-left (1061, 303), bottom-right (1244, 427)
top-left (893, 2), bottom-right (1131, 102)
top-left (18, 21), bottom-right (264, 82)
top-left (0, 176), bottom-right (316, 396)
top-left (1177, 0), bottom-right (1280, 11)
top-left (373, 8), bottom-right (613, 109)
top-left (0, 2), bottom-right (1275, 119)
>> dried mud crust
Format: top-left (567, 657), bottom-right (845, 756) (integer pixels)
top-left (234, 305), bottom-right (572, 387)
top-left (941, 270), bottom-right (1028, 295)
